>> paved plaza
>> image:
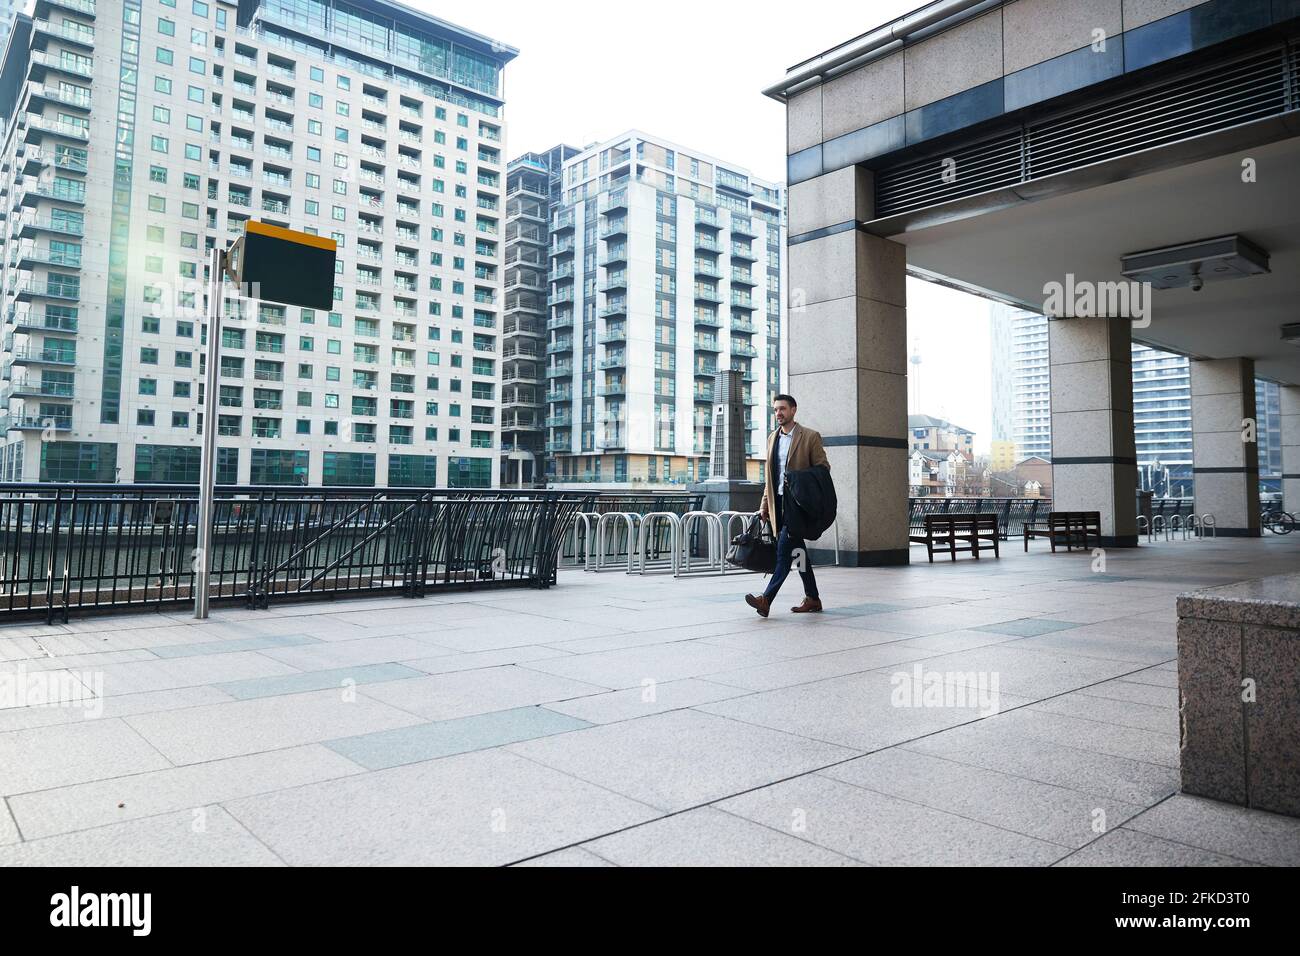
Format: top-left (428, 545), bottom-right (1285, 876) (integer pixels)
top-left (2, 537), bottom-right (1299, 866)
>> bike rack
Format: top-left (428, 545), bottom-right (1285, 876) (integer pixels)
top-left (678, 511), bottom-right (724, 576)
top-left (1137, 515), bottom-right (1151, 541)
top-left (1151, 514), bottom-right (1167, 541)
top-left (568, 512), bottom-right (602, 570)
top-left (1170, 514), bottom-right (1186, 540)
top-left (594, 512), bottom-right (642, 573)
top-left (635, 512), bottom-right (681, 575)
top-left (1199, 514), bottom-right (1217, 538)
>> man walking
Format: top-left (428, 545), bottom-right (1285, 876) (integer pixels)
top-left (745, 394), bottom-right (828, 617)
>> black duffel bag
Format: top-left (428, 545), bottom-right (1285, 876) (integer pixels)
top-left (727, 515), bottom-right (777, 574)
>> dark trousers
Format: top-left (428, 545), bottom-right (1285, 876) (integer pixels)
top-left (763, 495), bottom-right (819, 602)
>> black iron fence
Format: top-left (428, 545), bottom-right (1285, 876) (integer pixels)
top-left (909, 497), bottom-right (1053, 540)
top-left (0, 484), bottom-right (593, 623)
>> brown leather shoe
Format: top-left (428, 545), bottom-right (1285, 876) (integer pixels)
top-left (791, 597), bottom-right (823, 614)
top-left (745, 593), bottom-right (771, 618)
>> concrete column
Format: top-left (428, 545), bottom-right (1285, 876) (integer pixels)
top-left (788, 165), bottom-right (909, 566)
top-left (1191, 358), bottom-right (1260, 536)
top-left (1047, 316), bottom-right (1138, 547)
top-left (1283, 386), bottom-right (1300, 515)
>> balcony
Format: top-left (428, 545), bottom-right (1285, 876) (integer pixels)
top-left (731, 342), bottom-right (759, 358)
top-left (696, 207), bottom-right (721, 228)
top-left (546, 389), bottom-right (572, 403)
top-left (36, 0), bottom-right (97, 16)
top-left (731, 294), bottom-right (756, 310)
top-left (730, 215), bottom-right (758, 238)
top-left (694, 336), bottom-right (721, 352)
top-left (22, 149), bottom-right (88, 176)
top-left (28, 51), bottom-right (94, 82)
top-left (14, 281), bottom-right (80, 302)
top-left (596, 382), bottom-right (626, 397)
top-left (545, 439), bottom-right (571, 453)
top-left (7, 416), bottom-right (71, 432)
top-left (546, 339), bottom-right (574, 354)
top-left (27, 83), bottom-right (92, 112)
top-left (598, 354), bottom-right (627, 370)
top-left (552, 209), bottom-right (575, 232)
top-left (598, 327), bottom-right (627, 345)
top-left (23, 116), bottom-right (90, 145)
top-left (10, 346), bottom-right (76, 366)
top-left (15, 244), bottom-right (81, 269)
top-left (600, 218), bottom-right (628, 240)
top-left (694, 261), bottom-right (720, 279)
top-left (730, 245), bottom-right (758, 262)
top-left (731, 319), bottom-right (756, 334)
top-left (693, 389), bottom-right (715, 403)
top-left (547, 313), bottom-right (574, 331)
top-left (694, 313), bottom-right (722, 328)
top-left (545, 414), bottom-right (573, 428)
top-left (731, 270), bottom-right (757, 287)
top-left (548, 265), bottom-right (575, 283)
top-left (600, 188), bottom-right (628, 214)
top-left (552, 237), bottom-right (575, 256)
top-left (694, 363), bottom-right (719, 377)
top-left (9, 310), bottom-right (77, 333)
top-left (599, 433), bottom-right (626, 451)
top-left (600, 300), bottom-right (628, 319)
top-left (695, 235), bottom-right (721, 252)
top-left (550, 361), bottom-right (574, 378)
top-left (694, 286), bottom-right (722, 305)
top-left (599, 272), bottom-right (628, 294)
top-left (5, 380), bottom-right (75, 401)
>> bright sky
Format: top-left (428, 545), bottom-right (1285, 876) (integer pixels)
top-left (410, 0), bottom-right (995, 452)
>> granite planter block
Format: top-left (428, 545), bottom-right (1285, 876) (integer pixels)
top-left (1243, 625), bottom-right (1300, 817)
top-left (1177, 574), bottom-right (1300, 817)
top-left (1176, 618), bottom-right (1245, 806)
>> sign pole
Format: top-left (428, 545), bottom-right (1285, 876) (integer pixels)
top-left (195, 244), bottom-right (226, 619)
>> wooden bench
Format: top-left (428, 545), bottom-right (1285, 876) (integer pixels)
top-left (1023, 511), bottom-right (1101, 552)
top-left (910, 514), bottom-right (1000, 563)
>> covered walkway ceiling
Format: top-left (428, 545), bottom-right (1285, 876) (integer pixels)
top-left (883, 134), bottom-right (1300, 384)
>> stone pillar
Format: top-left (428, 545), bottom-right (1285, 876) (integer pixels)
top-left (788, 165), bottom-right (908, 566)
top-left (1282, 386), bottom-right (1300, 515)
top-left (1190, 358), bottom-right (1260, 536)
top-left (1047, 316), bottom-right (1138, 547)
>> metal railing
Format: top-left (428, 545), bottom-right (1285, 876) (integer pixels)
top-left (0, 484), bottom-right (593, 623)
top-left (909, 497), bottom-right (1052, 541)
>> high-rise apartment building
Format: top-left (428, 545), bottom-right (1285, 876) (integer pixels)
top-left (990, 304), bottom-right (1051, 461)
top-left (0, 0), bottom-right (516, 487)
top-left (544, 131), bottom-right (785, 487)
top-left (0, 1), bottom-right (24, 64)
top-left (501, 143), bottom-right (576, 487)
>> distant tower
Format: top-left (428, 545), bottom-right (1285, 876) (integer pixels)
top-left (909, 345), bottom-right (923, 410)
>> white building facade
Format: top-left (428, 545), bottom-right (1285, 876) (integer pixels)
top-left (545, 131), bottom-right (786, 487)
top-left (0, 0), bottom-right (515, 487)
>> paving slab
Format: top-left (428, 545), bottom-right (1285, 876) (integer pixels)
top-left (358, 665), bottom-right (609, 721)
top-left (1055, 827), bottom-right (1259, 866)
top-left (579, 806), bottom-right (861, 866)
top-left (0, 806), bottom-right (283, 866)
top-left (225, 748), bottom-right (660, 866)
top-left (821, 747), bottom-right (1146, 848)
top-left (716, 773), bottom-right (1064, 866)
top-left (1123, 794), bottom-right (1300, 866)
top-left (325, 706), bottom-right (591, 769)
top-left (123, 689), bottom-right (425, 764)
top-left (507, 709), bottom-right (855, 812)
top-left (0, 719), bottom-right (171, 796)
top-left (8, 744), bottom-right (364, 839)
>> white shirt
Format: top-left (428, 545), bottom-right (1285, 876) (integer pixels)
top-left (775, 427), bottom-right (793, 496)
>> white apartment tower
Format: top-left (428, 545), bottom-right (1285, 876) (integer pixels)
top-left (0, 0), bottom-right (516, 487)
top-left (545, 131), bottom-right (786, 486)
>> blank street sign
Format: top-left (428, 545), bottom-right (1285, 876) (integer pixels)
top-left (229, 221), bottom-right (337, 311)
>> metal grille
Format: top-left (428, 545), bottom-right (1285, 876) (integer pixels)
top-left (875, 42), bottom-right (1298, 218)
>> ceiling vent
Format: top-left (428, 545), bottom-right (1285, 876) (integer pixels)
top-left (1120, 235), bottom-right (1270, 291)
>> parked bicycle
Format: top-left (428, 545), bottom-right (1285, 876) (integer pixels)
top-left (1262, 503), bottom-right (1296, 535)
